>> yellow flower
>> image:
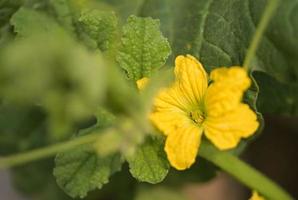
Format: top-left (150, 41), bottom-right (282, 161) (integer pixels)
top-left (249, 191), bottom-right (265, 200)
top-left (149, 55), bottom-right (259, 170)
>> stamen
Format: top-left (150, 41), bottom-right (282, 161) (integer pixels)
top-left (189, 110), bottom-right (205, 124)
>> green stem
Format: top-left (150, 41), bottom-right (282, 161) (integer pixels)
top-left (200, 142), bottom-right (293, 200)
top-left (0, 133), bottom-right (99, 169)
top-left (243, 0), bottom-right (279, 70)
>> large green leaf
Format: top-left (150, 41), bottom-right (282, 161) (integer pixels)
top-left (54, 144), bottom-right (123, 198)
top-left (139, 0), bottom-right (298, 82)
top-left (140, 0), bottom-right (246, 69)
top-left (117, 15), bottom-right (171, 80)
top-left (251, 0), bottom-right (298, 82)
top-left (254, 71), bottom-right (298, 116)
top-left (127, 136), bottom-right (169, 184)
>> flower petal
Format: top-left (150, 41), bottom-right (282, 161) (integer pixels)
top-left (150, 55), bottom-right (208, 135)
top-left (204, 104), bottom-right (259, 150)
top-left (150, 107), bottom-right (188, 136)
top-left (205, 67), bottom-right (251, 117)
top-left (210, 66), bottom-right (251, 90)
top-left (153, 86), bottom-right (191, 112)
top-left (204, 82), bottom-right (243, 117)
top-left (174, 55), bottom-right (208, 106)
top-left (165, 122), bottom-right (203, 170)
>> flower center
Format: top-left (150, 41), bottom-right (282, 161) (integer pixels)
top-left (189, 110), bottom-right (205, 124)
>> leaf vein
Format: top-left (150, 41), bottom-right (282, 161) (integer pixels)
top-left (195, 0), bottom-right (214, 58)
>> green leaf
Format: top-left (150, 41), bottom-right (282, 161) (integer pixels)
top-left (54, 144), bottom-right (123, 198)
top-left (0, 0), bottom-right (22, 27)
top-left (138, 0), bottom-right (177, 48)
top-left (77, 9), bottom-right (118, 51)
top-left (97, 0), bottom-right (144, 24)
top-left (126, 136), bottom-right (169, 184)
top-left (82, 166), bottom-right (138, 200)
top-left (254, 71), bottom-right (298, 116)
top-left (139, 0), bottom-right (251, 70)
top-left (0, 0), bottom-right (22, 47)
top-left (11, 159), bottom-right (71, 200)
top-left (10, 7), bottom-right (65, 37)
top-left (17, 159), bottom-right (84, 200)
top-left (249, 0), bottom-right (298, 83)
top-left (95, 108), bottom-right (117, 128)
top-left (47, 0), bottom-right (75, 33)
top-left (0, 30), bottom-right (105, 138)
top-left (139, 0), bottom-right (298, 83)
top-left (163, 157), bottom-right (216, 186)
top-left (0, 103), bottom-right (47, 155)
top-left (117, 15), bottom-right (171, 80)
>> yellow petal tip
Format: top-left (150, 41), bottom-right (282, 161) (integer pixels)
top-left (136, 77), bottom-right (149, 90)
top-left (210, 66), bottom-right (251, 90)
top-left (249, 191), bottom-right (265, 200)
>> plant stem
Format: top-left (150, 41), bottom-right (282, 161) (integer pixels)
top-left (243, 0), bottom-right (279, 70)
top-left (0, 133), bottom-right (99, 169)
top-left (200, 142), bottom-right (293, 200)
